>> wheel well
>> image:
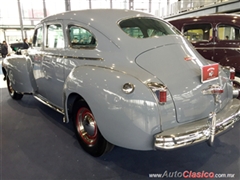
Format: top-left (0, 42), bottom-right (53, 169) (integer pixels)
top-left (2, 67), bottom-right (6, 77)
top-left (66, 93), bottom-right (86, 122)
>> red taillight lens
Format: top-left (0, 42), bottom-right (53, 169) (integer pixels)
top-left (222, 66), bottom-right (235, 81)
top-left (147, 82), bottom-right (167, 104)
top-left (158, 88), bottom-right (167, 103)
top-left (230, 67), bottom-right (235, 80)
top-left (212, 89), bottom-right (224, 94)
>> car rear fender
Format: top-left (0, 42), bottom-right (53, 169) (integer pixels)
top-left (219, 55), bottom-right (240, 74)
top-left (3, 55), bottom-right (37, 93)
top-left (63, 65), bottom-right (162, 150)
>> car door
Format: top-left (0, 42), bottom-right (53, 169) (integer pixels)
top-left (40, 21), bottom-right (66, 108)
top-left (182, 23), bottom-right (215, 61)
top-left (29, 24), bottom-right (47, 97)
top-left (214, 23), bottom-right (240, 73)
top-left (62, 22), bottom-right (99, 76)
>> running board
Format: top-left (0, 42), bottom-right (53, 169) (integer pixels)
top-left (33, 95), bottom-right (64, 115)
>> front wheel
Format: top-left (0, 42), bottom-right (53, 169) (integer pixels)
top-left (73, 100), bottom-right (114, 157)
top-left (7, 76), bottom-right (23, 100)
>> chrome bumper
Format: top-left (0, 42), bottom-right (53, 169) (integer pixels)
top-left (154, 98), bottom-right (240, 150)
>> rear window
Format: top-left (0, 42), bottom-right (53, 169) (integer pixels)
top-left (119, 17), bottom-right (177, 38)
top-left (183, 23), bottom-right (213, 42)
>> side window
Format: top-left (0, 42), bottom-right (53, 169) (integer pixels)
top-left (46, 24), bottom-right (64, 48)
top-left (183, 23), bottom-right (213, 42)
top-left (32, 27), bottom-right (43, 47)
top-left (217, 24), bottom-right (240, 40)
top-left (68, 25), bottom-right (96, 48)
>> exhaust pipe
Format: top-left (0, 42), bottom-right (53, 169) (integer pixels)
top-left (233, 89), bottom-right (239, 98)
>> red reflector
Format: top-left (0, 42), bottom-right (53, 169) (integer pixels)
top-left (223, 66), bottom-right (235, 80)
top-left (184, 56), bottom-right (193, 61)
top-left (212, 89), bottom-right (224, 94)
top-left (159, 90), bottom-right (167, 103)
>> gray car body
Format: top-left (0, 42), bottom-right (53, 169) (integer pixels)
top-left (2, 9), bottom-right (240, 151)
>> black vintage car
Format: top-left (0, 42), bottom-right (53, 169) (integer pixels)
top-left (10, 42), bottom-right (25, 54)
top-left (1, 42), bottom-right (30, 56)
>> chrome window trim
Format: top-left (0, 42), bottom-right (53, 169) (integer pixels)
top-left (196, 47), bottom-right (240, 50)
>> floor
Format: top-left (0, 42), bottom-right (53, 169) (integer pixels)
top-left (0, 58), bottom-right (240, 180)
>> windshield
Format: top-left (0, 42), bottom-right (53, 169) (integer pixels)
top-left (119, 17), bottom-right (178, 39)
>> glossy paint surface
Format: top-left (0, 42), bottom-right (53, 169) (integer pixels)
top-left (136, 36), bottom-right (232, 124)
top-left (2, 9), bottom-right (239, 150)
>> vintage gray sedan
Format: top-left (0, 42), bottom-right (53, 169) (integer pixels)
top-left (2, 9), bottom-right (240, 157)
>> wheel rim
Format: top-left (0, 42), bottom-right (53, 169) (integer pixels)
top-left (75, 107), bottom-right (98, 145)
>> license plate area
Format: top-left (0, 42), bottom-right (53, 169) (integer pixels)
top-left (201, 63), bottom-right (219, 83)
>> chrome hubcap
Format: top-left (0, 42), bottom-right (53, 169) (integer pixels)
top-left (76, 107), bottom-right (97, 145)
top-left (82, 115), bottom-right (96, 136)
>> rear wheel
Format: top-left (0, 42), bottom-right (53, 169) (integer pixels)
top-left (7, 76), bottom-right (23, 100)
top-left (73, 100), bottom-right (113, 157)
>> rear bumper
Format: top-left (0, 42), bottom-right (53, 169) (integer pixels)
top-left (154, 98), bottom-right (240, 150)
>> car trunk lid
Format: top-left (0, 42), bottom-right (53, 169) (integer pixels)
top-left (136, 39), bottom-right (231, 123)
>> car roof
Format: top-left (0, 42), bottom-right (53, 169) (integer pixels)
top-left (39, 9), bottom-right (163, 50)
top-left (41, 9), bottom-right (154, 26)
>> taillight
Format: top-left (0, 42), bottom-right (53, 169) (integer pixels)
top-left (147, 82), bottom-right (167, 104)
top-left (222, 66), bottom-right (235, 80)
top-left (158, 87), bottom-right (167, 103)
top-left (230, 67), bottom-right (235, 80)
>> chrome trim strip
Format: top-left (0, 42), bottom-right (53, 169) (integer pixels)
top-left (154, 98), bottom-right (240, 150)
top-left (44, 53), bottom-right (103, 61)
top-left (66, 56), bottom-right (103, 61)
top-left (196, 47), bottom-right (240, 50)
top-left (34, 95), bottom-right (64, 115)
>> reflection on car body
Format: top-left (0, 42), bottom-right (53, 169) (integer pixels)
top-left (2, 9), bottom-right (240, 157)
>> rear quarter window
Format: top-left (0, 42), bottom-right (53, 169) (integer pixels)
top-left (68, 25), bottom-right (96, 49)
top-left (217, 24), bottom-right (240, 40)
top-left (119, 17), bottom-right (177, 39)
